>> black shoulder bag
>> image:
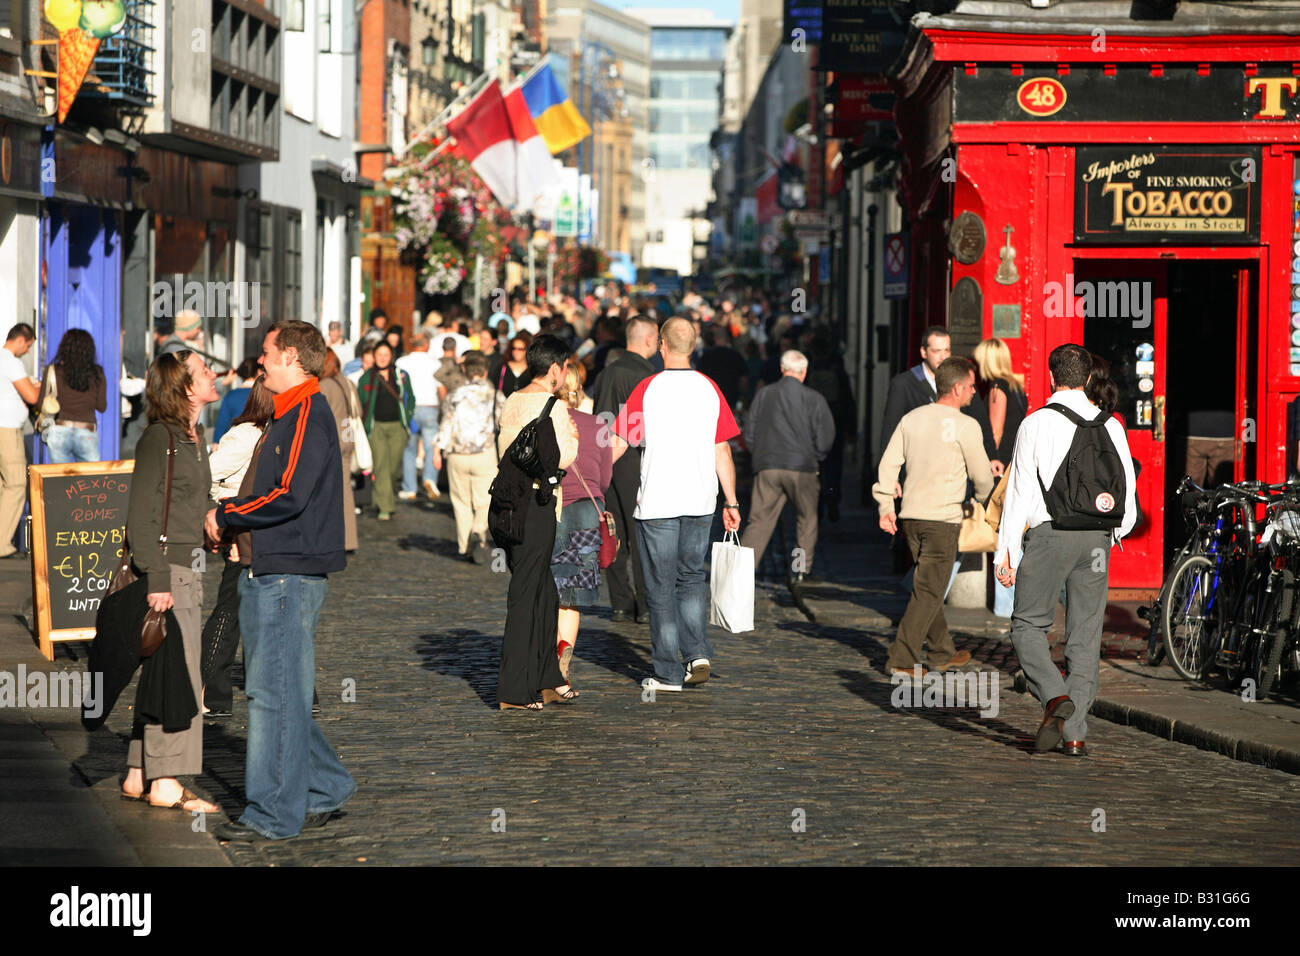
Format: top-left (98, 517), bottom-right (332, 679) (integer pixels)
top-left (489, 396), bottom-right (565, 547)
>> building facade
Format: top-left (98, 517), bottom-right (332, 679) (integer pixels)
top-left (546, 0), bottom-right (649, 263)
top-left (892, 0), bottom-right (1300, 591)
top-left (628, 7), bottom-right (730, 277)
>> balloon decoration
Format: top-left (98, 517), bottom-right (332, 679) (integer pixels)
top-left (45, 1), bottom-right (127, 123)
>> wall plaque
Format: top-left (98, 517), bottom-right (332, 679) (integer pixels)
top-left (948, 211), bottom-right (985, 264)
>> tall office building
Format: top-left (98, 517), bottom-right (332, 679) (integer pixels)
top-left (546, 0), bottom-right (650, 261)
top-left (627, 7), bottom-right (730, 277)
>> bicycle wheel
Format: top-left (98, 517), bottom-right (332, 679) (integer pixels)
top-left (1163, 555), bottom-right (1217, 681)
top-left (1249, 570), bottom-right (1292, 700)
top-left (1225, 578), bottom-right (1259, 686)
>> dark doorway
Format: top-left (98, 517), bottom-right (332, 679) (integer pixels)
top-left (1162, 261), bottom-right (1245, 559)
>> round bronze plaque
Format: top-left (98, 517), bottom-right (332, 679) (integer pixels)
top-left (948, 211), bottom-right (986, 265)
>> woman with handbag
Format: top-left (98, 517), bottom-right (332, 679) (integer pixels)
top-left (319, 349), bottom-right (366, 551)
top-left (357, 341), bottom-right (414, 521)
top-left (551, 359), bottom-right (615, 690)
top-left (120, 349), bottom-right (221, 813)
top-left (494, 335), bottom-right (579, 710)
top-left (39, 328), bottom-right (106, 463)
top-left (200, 375), bottom-right (275, 718)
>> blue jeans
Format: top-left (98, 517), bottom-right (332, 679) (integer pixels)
top-left (237, 572), bottom-right (355, 838)
top-left (636, 514), bottom-right (715, 685)
top-left (44, 424), bottom-right (98, 463)
top-left (402, 405), bottom-right (440, 493)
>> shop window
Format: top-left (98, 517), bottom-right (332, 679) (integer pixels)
top-left (285, 210), bottom-right (302, 321)
top-left (316, 200), bottom-right (327, 324)
top-left (319, 0), bottom-right (333, 52)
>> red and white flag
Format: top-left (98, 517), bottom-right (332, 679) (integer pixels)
top-left (446, 82), bottom-right (518, 208)
top-left (504, 81), bottom-right (562, 215)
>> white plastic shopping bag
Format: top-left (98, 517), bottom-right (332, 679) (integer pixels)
top-left (709, 530), bottom-right (754, 633)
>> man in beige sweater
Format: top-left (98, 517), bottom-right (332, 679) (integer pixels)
top-left (873, 357), bottom-right (994, 678)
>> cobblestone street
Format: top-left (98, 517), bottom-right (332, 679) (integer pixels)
top-left (53, 496), bottom-right (1287, 866)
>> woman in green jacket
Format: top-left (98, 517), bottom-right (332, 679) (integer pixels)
top-left (358, 341), bottom-right (415, 520)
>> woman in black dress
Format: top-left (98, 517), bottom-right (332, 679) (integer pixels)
top-left (973, 337), bottom-right (1028, 475)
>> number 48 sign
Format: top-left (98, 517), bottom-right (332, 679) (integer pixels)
top-left (1017, 77), bottom-right (1068, 117)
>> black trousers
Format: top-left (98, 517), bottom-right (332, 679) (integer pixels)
top-left (603, 453), bottom-right (647, 616)
top-left (498, 495), bottom-right (566, 705)
top-left (200, 553), bottom-right (244, 710)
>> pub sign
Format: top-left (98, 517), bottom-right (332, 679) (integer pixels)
top-left (1074, 146), bottom-right (1261, 244)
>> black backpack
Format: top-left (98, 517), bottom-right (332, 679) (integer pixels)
top-left (1038, 403), bottom-right (1127, 531)
top-left (488, 397), bottom-right (563, 547)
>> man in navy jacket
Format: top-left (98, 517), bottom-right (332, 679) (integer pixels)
top-left (206, 320), bottom-right (354, 841)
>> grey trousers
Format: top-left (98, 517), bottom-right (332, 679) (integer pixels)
top-left (741, 468), bottom-right (820, 573)
top-left (1010, 524), bottom-right (1111, 742)
top-left (128, 564), bottom-right (204, 778)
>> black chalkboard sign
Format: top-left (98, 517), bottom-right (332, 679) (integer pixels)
top-left (28, 461), bottom-right (133, 661)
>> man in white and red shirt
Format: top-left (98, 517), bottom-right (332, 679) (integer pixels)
top-left (612, 316), bottom-right (742, 692)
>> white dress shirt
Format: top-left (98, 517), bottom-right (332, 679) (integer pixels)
top-left (996, 388), bottom-right (1138, 568)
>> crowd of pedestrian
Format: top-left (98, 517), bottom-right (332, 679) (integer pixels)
top-left (0, 273), bottom-right (1154, 847)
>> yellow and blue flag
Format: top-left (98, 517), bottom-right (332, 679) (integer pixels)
top-left (522, 63), bottom-right (591, 155)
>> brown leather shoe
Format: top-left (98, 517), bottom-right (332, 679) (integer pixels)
top-left (1034, 695), bottom-right (1075, 752)
top-left (933, 650), bottom-right (972, 672)
top-left (1060, 740), bottom-right (1089, 756)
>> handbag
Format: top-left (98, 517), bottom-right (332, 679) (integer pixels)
top-left (958, 497), bottom-right (998, 553)
top-left (104, 427), bottom-right (177, 658)
top-left (571, 463), bottom-right (618, 569)
top-left (984, 472), bottom-right (1010, 532)
top-left (35, 366), bottom-right (60, 434)
top-left (509, 395), bottom-right (559, 480)
top-left (344, 379), bottom-right (372, 473)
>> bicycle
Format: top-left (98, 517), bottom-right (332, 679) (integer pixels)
top-left (1243, 492), bottom-right (1300, 699)
top-left (1161, 479), bottom-right (1270, 683)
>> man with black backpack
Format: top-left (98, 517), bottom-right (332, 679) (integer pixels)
top-left (995, 343), bottom-right (1137, 757)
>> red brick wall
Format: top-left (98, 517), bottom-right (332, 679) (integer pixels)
top-left (359, 0), bottom-right (412, 183)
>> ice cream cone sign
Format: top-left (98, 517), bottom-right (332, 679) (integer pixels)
top-left (45, 1), bottom-right (127, 123)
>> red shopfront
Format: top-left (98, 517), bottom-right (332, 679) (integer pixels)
top-left (892, 23), bottom-right (1300, 592)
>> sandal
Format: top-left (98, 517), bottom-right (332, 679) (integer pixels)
top-left (120, 787), bottom-right (147, 802)
top-left (498, 700), bottom-right (544, 711)
top-left (148, 787), bottom-right (218, 813)
top-left (541, 685), bottom-right (580, 705)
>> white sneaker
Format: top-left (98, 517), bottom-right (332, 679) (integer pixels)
top-left (684, 658), bottom-right (711, 685)
top-left (397, 491), bottom-right (417, 500)
top-left (423, 479), bottom-right (441, 499)
top-left (641, 676), bottom-right (682, 692)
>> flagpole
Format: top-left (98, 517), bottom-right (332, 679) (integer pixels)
top-left (512, 52), bottom-right (552, 94)
top-left (401, 69), bottom-right (496, 161)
